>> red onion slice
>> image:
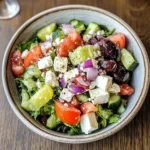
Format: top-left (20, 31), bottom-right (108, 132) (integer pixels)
top-left (75, 76), bottom-right (89, 86)
top-left (85, 68), bottom-right (99, 81)
top-left (62, 24), bottom-right (75, 35)
top-left (69, 83), bottom-right (85, 94)
top-left (59, 77), bottom-right (67, 88)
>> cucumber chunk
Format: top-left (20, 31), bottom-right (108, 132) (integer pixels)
top-left (76, 94), bottom-right (89, 103)
top-left (69, 45), bottom-right (100, 66)
top-left (22, 78), bottom-right (37, 92)
top-left (84, 22), bottom-right (100, 35)
top-left (23, 65), bottom-right (41, 79)
top-left (22, 84), bottom-right (53, 111)
top-left (108, 94), bottom-right (121, 110)
top-left (37, 23), bottom-right (57, 41)
top-left (117, 101), bottom-right (126, 114)
top-left (52, 29), bottom-right (66, 40)
top-left (46, 113), bottom-right (58, 129)
top-left (70, 19), bottom-right (86, 33)
top-left (121, 49), bottom-right (138, 71)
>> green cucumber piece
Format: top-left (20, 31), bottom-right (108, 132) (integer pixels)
top-left (121, 49), bottom-right (138, 71)
top-left (22, 79), bottom-right (37, 92)
top-left (117, 103), bottom-right (126, 114)
top-left (84, 22), bottom-right (100, 35)
top-left (70, 19), bottom-right (86, 33)
top-left (37, 23), bottom-right (57, 41)
top-left (46, 113), bottom-right (58, 129)
top-left (108, 94), bottom-right (121, 110)
top-left (23, 65), bottom-right (41, 79)
top-left (52, 29), bottom-right (66, 40)
top-left (69, 45), bottom-right (100, 66)
top-left (76, 94), bottom-right (89, 103)
top-left (22, 84), bottom-right (53, 111)
top-left (108, 114), bottom-right (120, 124)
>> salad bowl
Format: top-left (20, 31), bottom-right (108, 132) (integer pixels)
top-left (2, 5), bottom-right (150, 143)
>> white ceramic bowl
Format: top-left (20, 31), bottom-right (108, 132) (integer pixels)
top-left (2, 5), bottom-right (150, 144)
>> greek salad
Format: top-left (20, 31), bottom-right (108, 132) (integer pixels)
top-left (11, 19), bottom-right (138, 135)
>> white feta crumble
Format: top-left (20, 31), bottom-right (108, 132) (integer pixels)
top-left (97, 30), bottom-right (105, 36)
top-left (54, 56), bottom-right (68, 73)
top-left (21, 50), bottom-right (29, 59)
top-left (52, 41), bottom-right (57, 47)
top-left (38, 56), bottom-right (53, 70)
top-left (36, 79), bottom-right (42, 88)
top-left (55, 38), bottom-right (61, 45)
top-left (89, 88), bottom-right (110, 104)
top-left (92, 59), bottom-right (98, 68)
top-left (59, 88), bottom-right (74, 102)
top-left (108, 83), bottom-right (120, 93)
top-left (88, 29), bottom-right (96, 35)
top-left (64, 68), bottom-right (79, 82)
top-left (95, 75), bottom-right (112, 91)
top-left (80, 112), bottom-right (98, 134)
top-left (83, 34), bottom-right (92, 42)
top-left (46, 35), bottom-right (50, 40)
top-left (45, 70), bottom-right (59, 87)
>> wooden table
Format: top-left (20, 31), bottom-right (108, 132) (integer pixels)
top-left (0, 0), bottom-right (150, 149)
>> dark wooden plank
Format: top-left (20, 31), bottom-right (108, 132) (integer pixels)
top-left (0, 0), bottom-right (150, 150)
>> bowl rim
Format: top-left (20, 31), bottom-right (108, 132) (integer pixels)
top-left (2, 5), bottom-right (150, 144)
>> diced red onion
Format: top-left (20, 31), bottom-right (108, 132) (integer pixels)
top-left (85, 68), bottom-right (99, 81)
top-left (62, 24), bottom-right (75, 35)
top-left (59, 77), bottom-right (67, 88)
top-left (75, 76), bottom-right (89, 86)
top-left (40, 40), bottom-right (52, 55)
top-left (69, 83), bottom-right (85, 94)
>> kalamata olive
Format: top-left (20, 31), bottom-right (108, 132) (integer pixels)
top-left (99, 60), bottom-right (117, 72)
top-left (39, 115), bottom-right (47, 126)
top-left (89, 37), bottom-right (98, 45)
top-left (112, 63), bottom-right (130, 84)
top-left (98, 38), bottom-right (121, 61)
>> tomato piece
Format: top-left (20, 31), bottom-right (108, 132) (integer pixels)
top-left (108, 33), bottom-right (125, 50)
top-left (11, 50), bottom-right (24, 77)
top-left (24, 46), bottom-right (44, 69)
top-left (74, 75), bottom-right (90, 89)
top-left (55, 100), bottom-right (81, 125)
top-left (120, 84), bottom-right (134, 95)
top-left (57, 31), bottom-right (82, 57)
top-left (80, 102), bottom-right (97, 114)
top-left (70, 96), bottom-right (80, 108)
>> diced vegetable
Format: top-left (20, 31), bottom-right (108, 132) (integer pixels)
top-left (84, 22), bottom-right (100, 35)
top-left (108, 114), bottom-right (120, 124)
top-left (23, 65), bottom-right (41, 79)
top-left (80, 102), bottom-right (97, 114)
top-left (120, 84), bottom-right (134, 96)
top-left (62, 24), bottom-right (75, 35)
top-left (46, 113), bottom-right (58, 129)
top-left (70, 19), bottom-right (86, 33)
top-left (69, 83), bottom-right (86, 95)
top-left (22, 84), bottom-right (53, 111)
top-left (55, 100), bottom-right (81, 125)
top-left (76, 94), bottom-right (89, 103)
top-left (108, 94), bottom-right (121, 110)
top-left (117, 102), bottom-right (126, 114)
top-left (37, 23), bottom-right (57, 41)
top-left (69, 45), bottom-right (100, 66)
top-left (121, 48), bottom-right (138, 71)
top-left (52, 29), bottom-right (66, 40)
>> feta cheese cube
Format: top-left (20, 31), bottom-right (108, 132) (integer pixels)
top-left (21, 50), bottom-right (29, 59)
top-left (64, 68), bottom-right (79, 82)
top-left (89, 88), bottom-right (109, 104)
top-left (45, 70), bottom-right (59, 87)
top-left (36, 79), bottom-right (42, 89)
top-left (95, 75), bottom-right (112, 90)
top-left (54, 56), bottom-right (68, 73)
top-left (80, 112), bottom-right (98, 134)
top-left (38, 56), bottom-right (53, 70)
top-left (108, 83), bottom-right (120, 93)
top-left (59, 88), bottom-right (74, 102)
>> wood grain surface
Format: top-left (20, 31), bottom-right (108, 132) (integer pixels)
top-left (0, 0), bottom-right (150, 150)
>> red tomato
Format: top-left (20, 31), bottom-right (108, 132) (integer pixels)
top-left (11, 50), bottom-right (24, 77)
top-left (55, 100), bottom-right (81, 125)
top-left (120, 84), bottom-right (134, 95)
top-left (108, 33), bottom-right (125, 50)
top-left (74, 75), bottom-right (90, 89)
top-left (70, 96), bottom-right (80, 108)
top-left (57, 31), bottom-right (82, 57)
top-left (24, 46), bottom-right (44, 69)
top-left (80, 102), bottom-right (97, 114)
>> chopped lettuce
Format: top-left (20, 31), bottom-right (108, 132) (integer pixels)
top-left (108, 114), bottom-right (120, 124)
